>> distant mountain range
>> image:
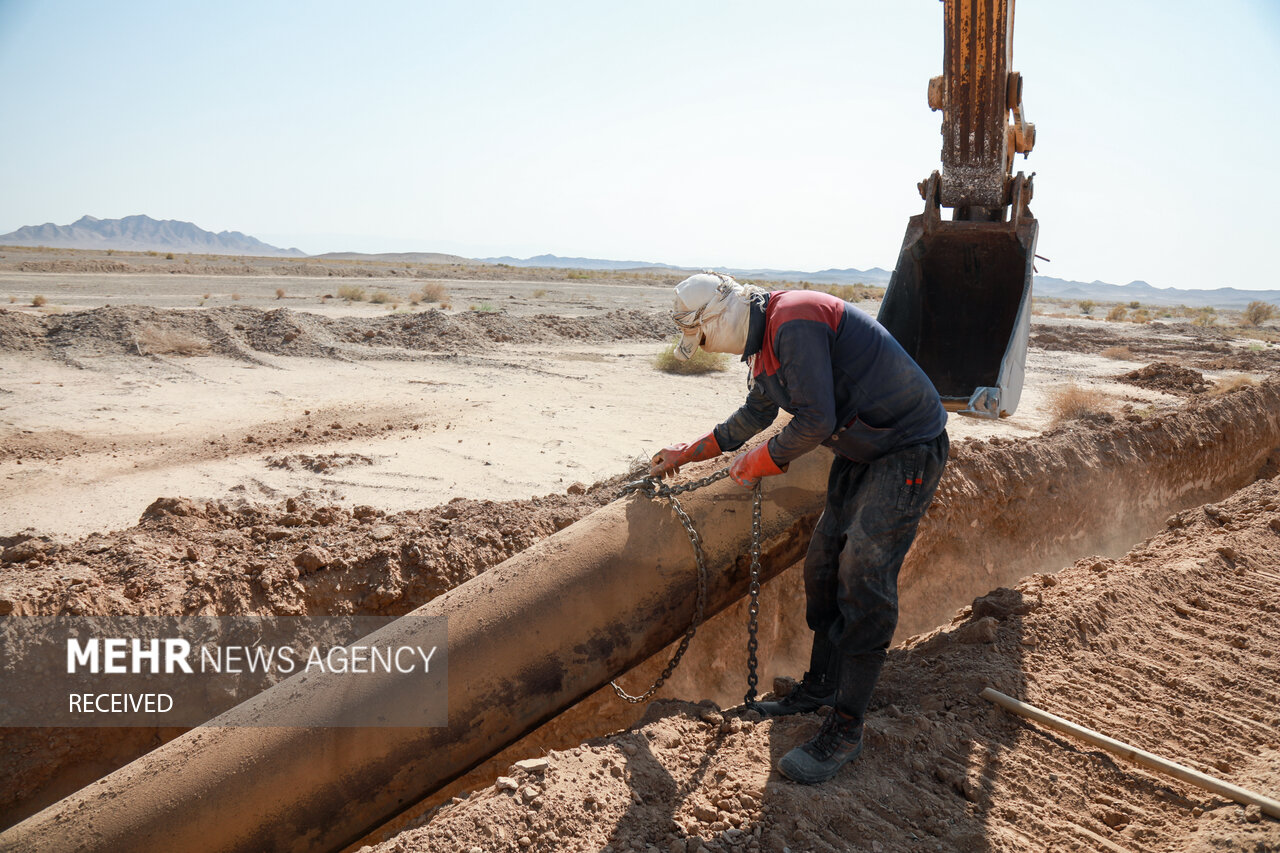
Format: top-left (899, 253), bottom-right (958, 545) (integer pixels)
top-left (484, 254), bottom-right (1278, 308)
top-left (4, 217), bottom-right (1276, 309)
top-left (1030, 276), bottom-right (1278, 309)
top-left (480, 253), bottom-right (896, 287)
top-left (313, 250), bottom-right (473, 264)
top-left (0, 215), bottom-right (304, 256)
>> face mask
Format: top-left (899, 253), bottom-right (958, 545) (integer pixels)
top-left (673, 274), bottom-right (752, 359)
top-left (698, 292), bottom-right (750, 355)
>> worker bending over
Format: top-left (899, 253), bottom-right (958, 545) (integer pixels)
top-left (650, 272), bottom-right (948, 783)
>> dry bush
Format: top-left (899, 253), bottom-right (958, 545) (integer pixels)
top-left (532, 288), bottom-right (548, 298)
top-left (202, 292), bottom-right (211, 300)
top-left (135, 326), bottom-right (210, 356)
top-left (275, 288), bottom-right (286, 300)
top-left (1209, 375), bottom-right (1258, 396)
top-left (654, 338), bottom-right (730, 375)
top-left (1078, 300), bottom-right (1096, 315)
top-left (416, 282), bottom-right (447, 303)
top-left (337, 285), bottom-right (366, 302)
top-left (795, 282), bottom-right (882, 302)
top-left (1243, 300), bottom-right (1277, 327)
top-left (1130, 309), bottom-right (1152, 324)
top-left (1101, 346), bottom-right (1133, 360)
top-left (231, 292), bottom-right (242, 302)
top-left (1106, 305), bottom-right (1127, 322)
top-left (1192, 308), bottom-right (1216, 327)
top-left (1047, 383), bottom-right (1111, 424)
top-left (369, 291), bottom-right (391, 305)
top-left (31, 295), bottom-right (47, 307)
top-left (165, 252), bottom-right (175, 260)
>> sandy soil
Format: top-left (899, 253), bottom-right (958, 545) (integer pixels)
top-left (2, 258), bottom-right (1279, 848)
top-left (5, 297), bottom-right (1269, 541)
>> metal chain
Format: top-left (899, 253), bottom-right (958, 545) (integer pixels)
top-left (610, 469), bottom-right (763, 706)
top-left (744, 482), bottom-right (763, 705)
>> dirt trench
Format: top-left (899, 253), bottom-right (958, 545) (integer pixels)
top-left (352, 378), bottom-right (1280, 847)
top-left (368, 473), bottom-right (1280, 853)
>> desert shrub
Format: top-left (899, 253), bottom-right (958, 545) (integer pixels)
top-left (1078, 300), bottom-right (1096, 315)
top-left (567, 271), bottom-right (591, 279)
top-left (1209, 375), bottom-right (1258, 396)
top-left (165, 252), bottom-right (175, 260)
top-left (275, 288), bottom-right (286, 299)
top-left (1106, 305), bottom-right (1127, 322)
top-left (134, 326), bottom-right (209, 356)
top-left (31, 294), bottom-right (47, 307)
top-left (796, 282), bottom-right (882, 302)
top-left (416, 282), bottom-right (447, 303)
top-left (1101, 346), bottom-right (1132, 360)
top-left (470, 302), bottom-right (497, 313)
top-left (231, 292), bottom-right (242, 301)
top-left (1128, 301), bottom-right (1141, 309)
top-left (532, 288), bottom-right (548, 298)
top-left (202, 292), bottom-right (211, 300)
top-left (654, 337), bottom-right (730, 375)
top-left (369, 291), bottom-right (391, 304)
top-left (1130, 309), bottom-right (1152, 324)
top-left (1047, 383), bottom-right (1111, 424)
top-left (1192, 308), bottom-right (1216, 327)
top-left (1243, 300), bottom-right (1277, 327)
top-left (337, 285), bottom-right (366, 302)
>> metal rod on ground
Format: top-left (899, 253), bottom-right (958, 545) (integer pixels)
top-left (981, 688), bottom-right (1280, 819)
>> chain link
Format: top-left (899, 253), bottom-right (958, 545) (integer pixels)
top-left (610, 469), bottom-right (764, 706)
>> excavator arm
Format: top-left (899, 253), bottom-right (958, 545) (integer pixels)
top-left (878, 0), bottom-right (1039, 418)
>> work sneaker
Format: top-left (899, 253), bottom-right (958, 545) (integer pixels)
top-left (777, 711), bottom-right (864, 784)
top-left (750, 673), bottom-right (835, 717)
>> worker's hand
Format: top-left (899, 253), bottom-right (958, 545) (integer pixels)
top-left (648, 432), bottom-right (721, 478)
top-left (728, 443), bottom-right (785, 488)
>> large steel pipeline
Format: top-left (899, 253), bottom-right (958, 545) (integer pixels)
top-left (0, 450), bottom-right (833, 853)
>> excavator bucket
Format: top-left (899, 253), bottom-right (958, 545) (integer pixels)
top-left (878, 176), bottom-right (1038, 418)
top-left (879, 0), bottom-right (1038, 419)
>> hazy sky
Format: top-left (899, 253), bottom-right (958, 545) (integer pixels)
top-left (1, 1), bottom-right (1277, 290)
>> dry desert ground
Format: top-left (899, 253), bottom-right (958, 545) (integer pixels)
top-left (1, 247), bottom-right (1278, 852)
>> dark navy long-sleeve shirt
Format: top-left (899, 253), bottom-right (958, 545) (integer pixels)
top-left (712, 290), bottom-right (946, 466)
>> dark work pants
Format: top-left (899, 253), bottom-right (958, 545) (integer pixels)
top-left (802, 430), bottom-right (949, 720)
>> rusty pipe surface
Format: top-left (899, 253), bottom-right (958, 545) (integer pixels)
top-left (0, 450), bottom-right (833, 853)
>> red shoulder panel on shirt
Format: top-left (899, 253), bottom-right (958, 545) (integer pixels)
top-left (754, 290), bottom-right (844, 377)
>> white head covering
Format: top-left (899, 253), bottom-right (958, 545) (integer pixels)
top-left (671, 272), bottom-right (753, 361)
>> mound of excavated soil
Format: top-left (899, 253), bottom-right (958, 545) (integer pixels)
top-left (0, 477), bottom-right (630, 824)
top-left (1031, 324), bottom-right (1280, 373)
top-left (1119, 361), bottom-right (1212, 395)
top-left (368, 476), bottom-right (1280, 853)
top-left (0, 305), bottom-right (674, 363)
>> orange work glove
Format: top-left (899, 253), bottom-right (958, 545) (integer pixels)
top-left (728, 442), bottom-right (785, 487)
top-left (649, 432), bottom-right (721, 478)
